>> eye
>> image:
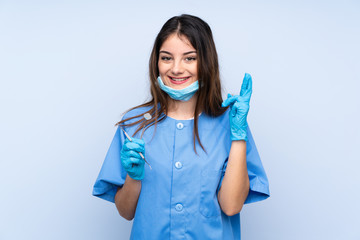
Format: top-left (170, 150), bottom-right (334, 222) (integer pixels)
top-left (160, 56), bottom-right (172, 61)
top-left (185, 56), bottom-right (197, 62)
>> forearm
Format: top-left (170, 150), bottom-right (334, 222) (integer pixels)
top-left (114, 174), bottom-right (142, 220)
top-left (218, 140), bottom-right (250, 216)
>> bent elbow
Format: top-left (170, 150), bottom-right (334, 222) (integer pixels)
top-left (222, 205), bottom-right (244, 216)
top-left (123, 216), bottom-right (134, 221)
top-left (116, 202), bottom-right (135, 221)
top-left (120, 212), bottom-right (135, 221)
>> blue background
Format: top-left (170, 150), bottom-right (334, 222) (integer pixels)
top-left (0, 0), bottom-right (359, 239)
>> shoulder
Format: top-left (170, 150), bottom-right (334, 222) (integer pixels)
top-left (216, 108), bottom-right (230, 127)
top-left (122, 105), bottom-right (152, 124)
top-left (201, 108), bottom-right (230, 131)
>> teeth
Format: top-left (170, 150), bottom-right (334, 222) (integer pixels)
top-left (171, 77), bottom-right (189, 81)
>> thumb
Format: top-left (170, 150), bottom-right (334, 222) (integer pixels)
top-left (222, 94), bottom-right (238, 107)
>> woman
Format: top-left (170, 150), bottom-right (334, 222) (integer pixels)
top-left (93, 14), bottom-right (269, 239)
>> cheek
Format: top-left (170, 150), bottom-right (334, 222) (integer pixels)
top-left (191, 64), bottom-right (198, 77)
top-left (158, 62), bottom-right (167, 75)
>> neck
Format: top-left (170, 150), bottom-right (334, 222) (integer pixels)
top-left (166, 93), bottom-right (198, 120)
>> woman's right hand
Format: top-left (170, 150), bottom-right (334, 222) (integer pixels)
top-left (121, 138), bottom-right (145, 180)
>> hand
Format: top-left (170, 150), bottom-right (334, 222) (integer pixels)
top-left (121, 138), bottom-right (145, 180)
top-left (222, 73), bottom-right (253, 141)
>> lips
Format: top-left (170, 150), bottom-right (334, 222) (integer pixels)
top-left (168, 76), bottom-right (190, 85)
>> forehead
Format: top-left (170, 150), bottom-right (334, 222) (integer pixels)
top-left (160, 34), bottom-right (196, 52)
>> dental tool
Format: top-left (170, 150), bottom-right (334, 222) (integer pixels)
top-left (140, 113), bottom-right (152, 139)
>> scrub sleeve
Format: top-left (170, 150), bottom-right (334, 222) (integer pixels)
top-left (218, 125), bottom-right (270, 204)
top-left (92, 126), bottom-right (127, 203)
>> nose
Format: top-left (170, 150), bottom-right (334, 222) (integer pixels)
top-left (171, 60), bottom-right (184, 75)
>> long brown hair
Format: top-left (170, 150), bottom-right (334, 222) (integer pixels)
top-left (116, 14), bottom-right (227, 153)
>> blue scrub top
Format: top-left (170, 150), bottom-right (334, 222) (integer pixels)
top-left (93, 106), bottom-right (270, 240)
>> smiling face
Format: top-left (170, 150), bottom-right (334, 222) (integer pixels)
top-left (158, 33), bottom-right (198, 90)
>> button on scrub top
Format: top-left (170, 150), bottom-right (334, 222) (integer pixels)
top-left (175, 161), bottom-right (182, 169)
top-left (92, 107), bottom-right (270, 240)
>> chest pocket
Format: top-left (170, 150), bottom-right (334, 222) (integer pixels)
top-left (199, 169), bottom-right (222, 218)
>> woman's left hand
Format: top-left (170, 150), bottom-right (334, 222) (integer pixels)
top-left (222, 73), bottom-right (252, 141)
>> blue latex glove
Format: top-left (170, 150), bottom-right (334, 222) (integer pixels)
top-left (222, 73), bottom-right (253, 141)
top-left (120, 137), bottom-right (145, 180)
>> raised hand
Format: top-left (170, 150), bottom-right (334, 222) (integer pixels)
top-left (222, 73), bottom-right (253, 141)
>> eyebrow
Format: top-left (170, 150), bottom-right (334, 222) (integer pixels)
top-left (159, 50), bottom-right (197, 55)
